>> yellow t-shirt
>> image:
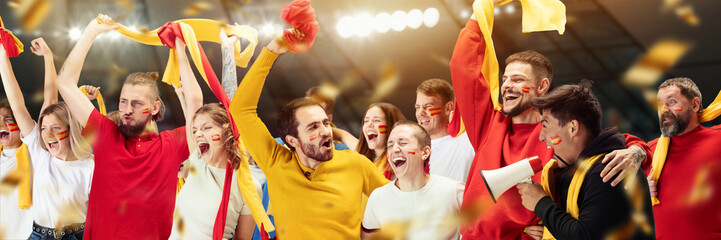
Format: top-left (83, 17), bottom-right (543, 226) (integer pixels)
top-left (230, 48), bottom-right (390, 239)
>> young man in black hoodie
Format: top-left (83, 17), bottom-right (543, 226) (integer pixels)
top-left (516, 81), bottom-right (655, 240)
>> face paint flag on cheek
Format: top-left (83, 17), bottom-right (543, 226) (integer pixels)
top-left (675, 107), bottom-right (683, 111)
top-left (522, 86), bottom-right (531, 93)
top-left (309, 134), bottom-right (318, 141)
top-left (550, 136), bottom-right (562, 145)
top-left (7, 123), bottom-right (19, 132)
top-left (142, 108), bottom-right (150, 114)
top-left (57, 130), bottom-right (69, 141)
top-left (211, 134), bottom-right (221, 141)
top-left (378, 125), bottom-right (387, 134)
top-left (428, 107), bottom-right (442, 116)
top-left (407, 150), bottom-right (416, 155)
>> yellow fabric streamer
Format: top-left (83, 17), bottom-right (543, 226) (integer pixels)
top-left (0, 16), bottom-right (25, 56)
top-left (99, 18), bottom-right (258, 88)
top-left (540, 154), bottom-right (604, 239)
top-left (0, 144), bottom-right (32, 209)
top-left (98, 17), bottom-right (273, 232)
top-left (79, 87), bottom-right (107, 115)
top-left (471, 0), bottom-right (566, 110)
top-left (649, 90), bottom-right (721, 205)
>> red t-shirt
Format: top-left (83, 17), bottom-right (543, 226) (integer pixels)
top-left (82, 110), bottom-right (189, 239)
top-left (648, 125), bottom-right (721, 240)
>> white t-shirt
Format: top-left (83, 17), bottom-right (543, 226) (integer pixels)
top-left (21, 125), bottom-right (94, 228)
top-left (0, 147), bottom-right (33, 239)
top-left (362, 174), bottom-right (464, 239)
top-left (429, 132), bottom-right (475, 183)
top-left (170, 148), bottom-right (254, 240)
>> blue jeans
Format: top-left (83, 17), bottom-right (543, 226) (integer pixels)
top-left (28, 222), bottom-right (84, 240)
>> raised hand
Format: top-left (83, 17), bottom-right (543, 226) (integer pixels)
top-left (84, 14), bottom-right (119, 37)
top-left (30, 38), bottom-right (53, 57)
top-left (219, 26), bottom-right (239, 48)
top-left (80, 85), bottom-right (100, 100)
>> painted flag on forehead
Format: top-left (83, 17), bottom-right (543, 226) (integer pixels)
top-left (428, 107), bottom-right (442, 116)
top-left (650, 89), bottom-right (721, 205)
top-left (378, 125), bottom-right (387, 134)
top-left (7, 123), bottom-right (19, 132)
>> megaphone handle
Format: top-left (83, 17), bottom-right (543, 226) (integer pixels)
top-left (518, 177), bottom-right (533, 184)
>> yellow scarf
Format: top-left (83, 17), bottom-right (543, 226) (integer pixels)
top-left (650, 90), bottom-right (721, 205)
top-left (99, 17), bottom-right (258, 88)
top-left (540, 154), bottom-right (604, 239)
top-left (79, 87), bottom-right (107, 115)
top-left (98, 17), bottom-right (273, 232)
top-left (0, 144), bottom-right (32, 209)
top-left (471, 0), bottom-right (566, 111)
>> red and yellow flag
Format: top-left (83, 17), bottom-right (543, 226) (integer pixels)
top-left (211, 134), bottom-right (221, 141)
top-left (550, 136), bottom-right (562, 145)
top-left (407, 150), bottom-right (416, 155)
top-left (378, 125), bottom-right (387, 134)
top-left (428, 107), bottom-right (442, 116)
top-left (522, 86), bottom-right (531, 93)
top-left (57, 130), bottom-right (68, 141)
top-left (7, 123), bottom-right (19, 132)
top-left (142, 108), bottom-right (150, 114)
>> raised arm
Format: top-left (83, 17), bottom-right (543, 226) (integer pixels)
top-left (449, 18), bottom-right (496, 150)
top-left (228, 36), bottom-right (288, 170)
top-left (220, 27), bottom-right (239, 100)
top-left (175, 38), bottom-right (203, 152)
top-left (29, 38), bottom-right (58, 113)
top-left (55, 14), bottom-right (118, 127)
top-left (332, 127), bottom-right (358, 150)
top-left (0, 41), bottom-right (34, 137)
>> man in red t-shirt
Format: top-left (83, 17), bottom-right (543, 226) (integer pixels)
top-left (55, 15), bottom-right (197, 239)
top-left (647, 77), bottom-right (721, 239)
top-left (450, 16), bottom-right (653, 240)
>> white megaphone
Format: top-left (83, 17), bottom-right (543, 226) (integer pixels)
top-left (480, 156), bottom-right (544, 203)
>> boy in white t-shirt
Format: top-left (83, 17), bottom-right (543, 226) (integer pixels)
top-left (362, 120), bottom-right (464, 239)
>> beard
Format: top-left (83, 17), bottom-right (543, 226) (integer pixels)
top-left (660, 109), bottom-right (691, 137)
top-left (300, 138), bottom-right (333, 162)
top-left (503, 98), bottom-right (532, 117)
top-left (119, 118), bottom-right (148, 138)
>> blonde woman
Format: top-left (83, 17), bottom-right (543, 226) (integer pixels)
top-left (1, 37), bottom-right (94, 239)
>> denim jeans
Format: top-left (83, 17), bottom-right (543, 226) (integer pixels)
top-left (28, 222), bottom-right (84, 240)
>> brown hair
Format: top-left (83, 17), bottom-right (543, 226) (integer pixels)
top-left (393, 120), bottom-right (432, 165)
top-left (305, 86), bottom-right (336, 115)
top-left (659, 77), bottom-right (703, 116)
top-left (38, 102), bottom-right (92, 161)
top-left (0, 100), bottom-right (15, 121)
top-left (124, 72), bottom-right (165, 121)
top-left (531, 80), bottom-right (602, 138)
top-left (355, 102), bottom-right (407, 161)
top-left (193, 103), bottom-right (242, 169)
top-left (417, 79), bottom-right (454, 104)
top-left (277, 98), bottom-right (324, 152)
top-left (506, 50), bottom-right (553, 82)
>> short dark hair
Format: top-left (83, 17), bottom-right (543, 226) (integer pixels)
top-left (506, 50), bottom-right (553, 82)
top-left (305, 86), bottom-right (336, 115)
top-left (659, 77), bottom-right (702, 116)
top-left (531, 80), bottom-right (602, 138)
top-left (393, 120), bottom-right (431, 164)
top-left (417, 79), bottom-right (454, 104)
top-left (277, 98), bottom-right (324, 152)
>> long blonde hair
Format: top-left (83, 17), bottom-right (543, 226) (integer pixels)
top-left (38, 102), bottom-right (92, 161)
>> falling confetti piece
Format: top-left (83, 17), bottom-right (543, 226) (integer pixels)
top-left (368, 62), bottom-right (400, 102)
top-left (174, 210), bottom-right (185, 236)
top-left (429, 53), bottom-right (450, 66)
top-left (317, 82), bottom-right (340, 101)
top-left (183, 2), bottom-right (213, 16)
top-left (369, 221), bottom-right (411, 240)
top-left (643, 88), bottom-right (660, 111)
top-left (675, 5), bottom-right (700, 26)
top-left (119, 200), bottom-right (127, 214)
top-left (0, 168), bottom-right (24, 194)
top-left (621, 39), bottom-right (691, 88)
top-left (54, 201), bottom-right (85, 230)
top-left (338, 69), bottom-right (361, 91)
top-left (115, 0), bottom-right (134, 11)
top-left (458, 197), bottom-right (494, 226)
top-left (686, 167), bottom-right (712, 205)
top-left (663, 0), bottom-right (681, 10)
top-left (7, 0), bottom-right (51, 31)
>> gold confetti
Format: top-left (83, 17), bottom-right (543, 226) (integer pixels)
top-left (0, 168), bottom-right (24, 194)
top-left (53, 202), bottom-right (84, 230)
top-left (183, 2), bottom-right (213, 16)
top-left (621, 39), bottom-right (691, 88)
top-left (663, 0), bottom-right (682, 10)
top-left (317, 82), bottom-right (340, 100)
top-left (174, 210), bottom-right (185, 236)
top-left (338, 69), bottom-right (361, 91)
top-left (115, 0), bottom-right (134, 11)
top-left (119, 200), bottom-right (127, 214)
top-left (686, 167), bottom-right (712, 205)
top-left (369, 221), bottom-right (411, 240)
top-left (7, 0), bottom-right (51, 31)
top-left (368, 62), bottom-right (400, 102)
top-left (429, 53), bottom-right (450, 67)
top-left (458, 197), bottom-right (494, 225)
top-left (675, 5), bottom-right (700, 26)
top-left (642, 88), bottom-right (659, 111)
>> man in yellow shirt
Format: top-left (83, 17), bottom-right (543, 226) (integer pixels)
top-left (229, 36), bottom-right (389, 239)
